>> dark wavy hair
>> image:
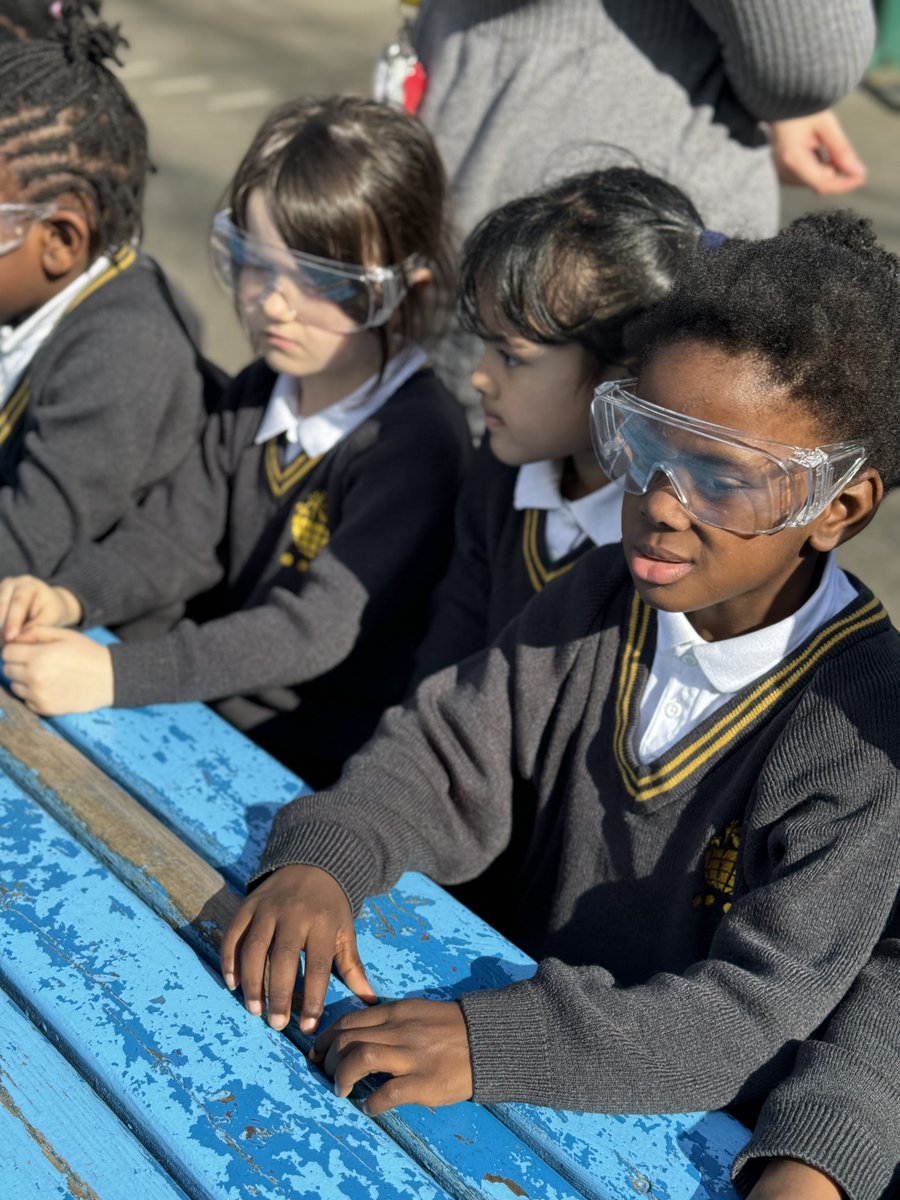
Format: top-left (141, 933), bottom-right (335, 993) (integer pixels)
top-left (227, 95), bottom-right (455, 362)
top-left (458, 166), bottom-right (705, 373)
top-left (0, 0), bottom-right (148, 252)
top-left (628, 211), bottom-right (900, 490)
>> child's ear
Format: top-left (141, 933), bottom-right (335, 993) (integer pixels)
top-left (39, 207), bottom-right (92, 279)
top-left (808, 467), bottom-right (884, 551)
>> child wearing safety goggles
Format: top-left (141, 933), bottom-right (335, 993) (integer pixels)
top-left (0, 95), bottom-right (471, 789)
top-left (0, 3), bottom-right (210, 622)
top-left (220, 211), bottom-right (900, 1193)
top-left (413, 167), bottom-right (704, 684)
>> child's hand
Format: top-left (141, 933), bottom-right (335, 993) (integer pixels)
top-left (0, 576), bottom-right (83, 641)
top-left (220, 864), bottom-right (377, 1033)
top-left (1, 627), bottom-right (113, 714)
top-left (310, 998), bottom-right (473, 1114)
top-left (747, 1159), bottom-right (843, 1199)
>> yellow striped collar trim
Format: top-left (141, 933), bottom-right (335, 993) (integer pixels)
top-left (264, 438), bottom-right (324, 498)
top-left (0, 377), bottom-right (30, 446)
top-left (521, 507), bottom-right (583, 592)
top-left (0, 247), bottom-right (137, 448)
top-left (614, 589), bottom-right (889, 802)
top-left (62, 244), bottom-right (138, 317)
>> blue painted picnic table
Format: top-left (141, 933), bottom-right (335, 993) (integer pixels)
top-left (0, 654), bottom-right (750, 1200)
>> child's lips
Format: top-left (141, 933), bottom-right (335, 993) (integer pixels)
top-left (264, 330), bottom-right (298, 350)
top-left (483, 407), bottom-right (504, 430)
top-left (629, 545), bottom-right (693, 584)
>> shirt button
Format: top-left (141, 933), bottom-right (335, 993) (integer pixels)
top-left (681, 650), bottom-right (697, 667)
top-left (664, 701), bottom-right (681, 718)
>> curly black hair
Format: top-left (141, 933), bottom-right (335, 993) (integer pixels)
top-left (0, 0), bottom-right (148, 252)
top-left (458, 167), bottom-right (705, 371)
top-left (628, 210), bottom-right (900, 490)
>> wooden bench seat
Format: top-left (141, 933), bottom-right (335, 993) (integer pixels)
top-left (1, 989), bottom-right (189, 1199)
top-left (6, 654), bottom-right (750, 1200)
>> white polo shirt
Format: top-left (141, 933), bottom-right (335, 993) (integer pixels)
top-left (0, 253), bottom-right (112, 406)
top-left (513, 458), bottom-right (624, 561)
top-left (254, 343), bottom-right (428, 461)
top-left (636, 552), bottom-right (859, 763)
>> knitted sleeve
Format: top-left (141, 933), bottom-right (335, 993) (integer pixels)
top-left (48, 363), bottom-right (272, 628)
top-left (731, 926), bottom-right (900, 1200)
top-left (0, 277), bottom-right (206, 579)
top-left (412, 440), bottom-right (508, 685)
top-left (253, 551), bottom-right (621, 907)
top-left (689, 0), bottom-right (876, 119)
top-left (108, 383), bottom-right (471, 708)
top-left (458, 658), bottom-right (900, 1112)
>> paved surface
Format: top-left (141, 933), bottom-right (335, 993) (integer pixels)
top-left (105, 0), bottom-right (900, 617)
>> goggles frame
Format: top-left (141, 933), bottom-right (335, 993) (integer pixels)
top-left (591, 379), bottom-right (868, 535)
top-left (0, 201), bottom-right (57, 257)
top-left (210, 210), bottom-right (421, 333)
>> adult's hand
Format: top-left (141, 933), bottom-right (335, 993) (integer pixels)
top-left (769, 111), bottom-right (867, 195)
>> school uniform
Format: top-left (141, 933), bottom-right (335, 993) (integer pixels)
top-left (0, 247), bottom-right (207, 635)
top-left (59, 349), bottom-right (472, 787)
top-left (733, 913), bottom-right (900, 1200)
top-left (414, 438), bottom-right (623, 680)
top-left (257, 543), bottom-right (900, 1113)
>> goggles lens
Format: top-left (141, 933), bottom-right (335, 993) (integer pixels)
top-left (591, 380), bottom-right (867, 535)
top-left (0, 202), bottom-right (55, 256)
top-left (210, 211), bottom-right (412, 333)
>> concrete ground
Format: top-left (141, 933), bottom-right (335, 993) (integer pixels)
top-left (104, 0), bottom-right (900, 616)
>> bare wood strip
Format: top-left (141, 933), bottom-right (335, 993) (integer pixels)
top-left (0, 688), bottom-right (238, 952)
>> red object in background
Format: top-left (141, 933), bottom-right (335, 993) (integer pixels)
top-left (403, 60), bottom-right (427, 114)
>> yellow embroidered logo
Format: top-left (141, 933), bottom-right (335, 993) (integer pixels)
top-left (279, 490), bottom-right (330, 571)
top-left (693, 819), bottom-right (741, 912)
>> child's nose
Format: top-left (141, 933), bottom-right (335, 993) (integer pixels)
top-left (470, 351), bottom-right (496, 397)
top-left (639, 471), bottom-right (692, 530)
top-left (260, 283), bottom-right (296, 321)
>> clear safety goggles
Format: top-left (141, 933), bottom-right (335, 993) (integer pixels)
top-left (0, 202), bottom-right (56, 256)
top-left (210, 210), bottom-right (419, 333)
top-left (590, 380), bottom-right (868, 535)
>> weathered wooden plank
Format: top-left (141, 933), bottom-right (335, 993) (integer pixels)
top-left (0, 781), bottom-right (456, 1200)
top-left (40, 684), bottom-right (750, 1199)
top-left (0, 692), bottom-right (590, 1200)
top-left (0, 988), bottom-right (189, 1199)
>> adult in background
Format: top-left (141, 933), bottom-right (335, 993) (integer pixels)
top-left (410, 0), bottom-right (875, 415)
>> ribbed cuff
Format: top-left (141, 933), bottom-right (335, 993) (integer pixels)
top-left (254, 815), bottom-right (381, 915)
top-left (458, 978), bottom-right (554, 1106)
top-left (732, 1096), bottom-right (893, 1200)
top-left (55, 560), bottom-right (119, 629)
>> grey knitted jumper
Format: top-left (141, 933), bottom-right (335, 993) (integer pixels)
top-left (411, 1), bottom-right (876, 413)
top-left (258, 545), bottom-right (900, 1114)
top-left (733, 913), bottom-right (900, 1200)
top-left (413, 0), bottom-right (876, 240)
top-left (414, 439), bottom-right (594, 684)
top-left (0, 249), bottom-right (207, 634)
top-left (56, 360), bottom-right (472, 786)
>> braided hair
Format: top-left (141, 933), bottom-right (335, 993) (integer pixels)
top-left (0, 0), bottom-right (148, 252)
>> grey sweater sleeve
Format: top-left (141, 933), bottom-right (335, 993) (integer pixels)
top-left (0, 290), bottom-right (205, 580)
top-left (255, 573), bottom-right (900, 1114)
top-left (732, 925), bottom-right (900, 1200)
top-left (689, 0), bottom-right (876, 119)
top-left (52, 406), bottom-right (231, 629)
top-left (108, 407), bottom-right (469, 708)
